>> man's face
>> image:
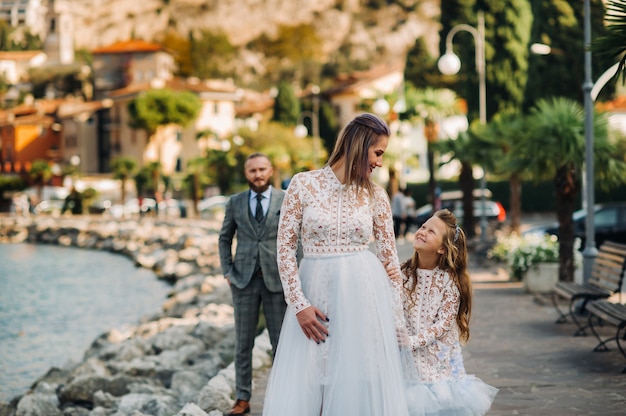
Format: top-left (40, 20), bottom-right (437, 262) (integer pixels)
top-left (245, 156), bottom-right (273, 193)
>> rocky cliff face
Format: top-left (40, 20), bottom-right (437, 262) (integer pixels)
top-left (62, 0), bottom-right (441, 69)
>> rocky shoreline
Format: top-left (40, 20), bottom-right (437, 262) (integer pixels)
top-left (0, 215), bottom-right (273, 416)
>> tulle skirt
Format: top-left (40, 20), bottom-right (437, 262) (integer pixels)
top-left (263, 250), bottom-right (411, 416)
top-left (406, 375), bottom-right (498, 416)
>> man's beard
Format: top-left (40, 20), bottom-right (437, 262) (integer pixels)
top-left (248, 178), bottom-right (270, 194)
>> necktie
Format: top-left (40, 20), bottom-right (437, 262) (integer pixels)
top-left (255, 194), bottom-right (264, 222)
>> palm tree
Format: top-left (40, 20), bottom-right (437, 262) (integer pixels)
top-left (592, 0), bottom-right (626, 85)
top-left (110, 156), bottom-right (137, 205)
top-left (521, 97), bottom-right (626, 282)
top-left (404, 87), bottom-right (462, 210)
top-left (435, 121), bottom-right (501, 239)
top-left (28, 159), bottom-right (52, 203)
top-left (146, 161), bottom-right (162, 202)
top-left (186, 157), bottom-right (207, 217)
top-left (480, 111), bottom-right (530, 234)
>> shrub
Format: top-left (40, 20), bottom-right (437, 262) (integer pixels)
top-left (488, 233), bottom-right (581, 280)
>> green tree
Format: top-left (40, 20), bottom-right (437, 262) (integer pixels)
top-left (272, 81), bottom-right (301, 126)
top-left (525, 0), bottom-right (612, 109)
top-left (145, 161), bottom-right (162, 202)
top-left (480, 0), bottom-right (532, 115)
top-left (186, 157), bottom-right (208, 216)
top-left (439, 0), bottom-right (482, 118)
top-left (479, 111), bottom-right (530, 233)
top-left (0, 20), bottom-right (10, 51)
top-left (110, 156), bottom-right (137, 205)
top-left (248, 23), bottom-right (323, 86)
top-left (127, 88), bottom-right (201, 199)
top-left (158, 29), bottom-right (194, 77)
top-left (190, 29), bottom-right (237, 80)
top-left (28, 159), bottom-right (52, 202)
top-left (521, 97), bottom-right (626, 282)
top-left (441, 0), bottom-right (532, 120)
top-left (435, 121), bottom-right (501, 239)
top-left (205, 149), bottom-right (237, 195)
top-left (127, 88), bottom-right (201, 134)
top-left (404, 38), bottom-right (446, 90)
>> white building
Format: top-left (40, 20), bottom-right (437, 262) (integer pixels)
top-left (0, 50), bottom-right (46, 84)
top-left (0, 0), bottom-right (44, 32)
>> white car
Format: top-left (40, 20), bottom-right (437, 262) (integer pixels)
top-left (197, 196), bottom-right (229, 220)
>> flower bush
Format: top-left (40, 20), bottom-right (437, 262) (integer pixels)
top-left (488, 233), bottom-right (582, 280)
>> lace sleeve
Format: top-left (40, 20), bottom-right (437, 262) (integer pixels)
top-left (371, 185), bottom-right (407, 329)
top-left (410, 276), bottom-right (460, 350)
top-left (277, 174), bottom-right (310, 313)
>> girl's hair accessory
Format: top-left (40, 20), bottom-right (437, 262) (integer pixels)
top-left (454, 224), bottom-right (460, 242)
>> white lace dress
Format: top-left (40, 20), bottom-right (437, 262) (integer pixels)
top-left (263, 166), bottom-right (411, 416)
top-left (403, 267), bottom-right (498, 416)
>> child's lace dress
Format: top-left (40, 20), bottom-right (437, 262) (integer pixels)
top-left (404, 267), bottom-right (498, 416)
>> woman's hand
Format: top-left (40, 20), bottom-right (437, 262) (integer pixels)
top-left (383, 259), bottom-right (402, 283)
top-left (296, 306), bottom-right (329, 344)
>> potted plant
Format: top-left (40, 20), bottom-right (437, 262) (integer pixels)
top-left (489, 234), bottom-right (582, 292)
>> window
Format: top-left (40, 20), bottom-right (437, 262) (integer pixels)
top-left (595, 208), bottom-right (618, 228)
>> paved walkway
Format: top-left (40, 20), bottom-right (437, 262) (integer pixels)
top-left (248, 239), bottom-right (626, 415)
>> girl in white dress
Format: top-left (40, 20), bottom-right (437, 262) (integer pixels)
top-left (263, 113), bottom-right (413, 415)
top-left (401, 209), bottom-right (498, 416)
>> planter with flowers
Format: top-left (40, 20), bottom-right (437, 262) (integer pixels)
top-left (488, 233), bottom-right (582, 293)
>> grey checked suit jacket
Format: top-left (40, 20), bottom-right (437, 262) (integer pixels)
top-left (218, 187), bottom-right (285, 292)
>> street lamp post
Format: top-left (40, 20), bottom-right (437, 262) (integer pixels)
top-left (582, 0), bottom-right (597, 282)
top-left (438, 11), bottom-right (488, 241)
top-left (295, 85), bottom-right (321, 168)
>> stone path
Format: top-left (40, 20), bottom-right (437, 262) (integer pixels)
top-left (247, 239), bottom-right (626, 415)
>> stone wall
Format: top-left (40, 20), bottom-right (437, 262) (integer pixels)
top-left (0, 215), bottom-right (272, 416)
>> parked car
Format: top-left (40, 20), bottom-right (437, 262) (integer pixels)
top-left (526, 202), bottom-right (626, 248)
top-left (197, 195), bottom-right (229, 220)
top-left (413, 189), bottom-right (506, 230)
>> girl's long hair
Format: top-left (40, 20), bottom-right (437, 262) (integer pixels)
top-left (326, 112), bottom-right (390, 195)
top-left (401, 209), bottom-right (472, 343)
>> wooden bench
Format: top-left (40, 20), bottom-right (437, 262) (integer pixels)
top-left (586, 299), bottom-right (626, 373)
top-left (552, 241), bottom-right (626, 336)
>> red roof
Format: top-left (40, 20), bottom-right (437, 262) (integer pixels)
top-left (92, 40), bottom-right (162, 54)
top-left (0, 51), bottom-right (45, 61)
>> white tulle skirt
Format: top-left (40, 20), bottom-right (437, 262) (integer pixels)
top-left (263, 249), bottom-right (411, 416)
top-left (406, 375), bottom-right (498, 416)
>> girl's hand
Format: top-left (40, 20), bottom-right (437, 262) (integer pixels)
top-left (296, 306), bottom-right (329, 344)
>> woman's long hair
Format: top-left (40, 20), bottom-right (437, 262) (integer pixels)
top-left (401, 209), bottom-right (472, 343)
top-left (326, 112), bottom-right (390, 195)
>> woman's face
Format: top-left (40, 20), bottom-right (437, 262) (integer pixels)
top-left (365, 135), bottom-right (389, 177)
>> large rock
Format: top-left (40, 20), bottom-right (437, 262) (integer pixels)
top-left (16, 393), bottom-right (61, 416)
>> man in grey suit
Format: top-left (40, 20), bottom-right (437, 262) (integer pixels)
top-left (218, 153), bottom-right (286, 416)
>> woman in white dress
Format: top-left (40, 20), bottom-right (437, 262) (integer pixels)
top-left (263, 113), bottom-right (412, 415)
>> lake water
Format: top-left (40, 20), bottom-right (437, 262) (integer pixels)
top-left (0, 243), bottom-right (171, 402)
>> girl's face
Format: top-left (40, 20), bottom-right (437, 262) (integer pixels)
top-left (413, 215), bottom-right (446, 256)
top-left (365, 135), bottom-right (388, 177)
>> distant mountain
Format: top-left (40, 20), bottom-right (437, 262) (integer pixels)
top-left (64, 0), bottom-right (440, 80)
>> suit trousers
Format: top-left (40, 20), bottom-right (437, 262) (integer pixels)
top-left (230, 270), bottom-right (287, 401)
